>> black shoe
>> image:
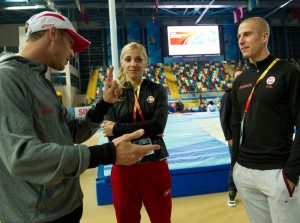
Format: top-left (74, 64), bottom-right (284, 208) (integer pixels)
top-left (229, 189), bottom-right (236, 197)
top-left (227, 189), bottom-right (237, 207)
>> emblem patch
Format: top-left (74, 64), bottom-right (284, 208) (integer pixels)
top-left (266, 76), bottom-right (275, 85)
top-left (147, 96), bottom-right (155, 103)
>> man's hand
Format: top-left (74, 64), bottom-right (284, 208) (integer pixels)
top-left (112, 129), bottom-right (160, 166)
top-left (287, 179), bottom-right (295, 192)
top-left (102, 67), bottom-right (122, 103)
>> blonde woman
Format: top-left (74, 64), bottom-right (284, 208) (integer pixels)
top-left (101, 42), bottom-right (171, 223)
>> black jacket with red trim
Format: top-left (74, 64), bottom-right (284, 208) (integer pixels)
top-left (105, 78), bottom-right (169, 163)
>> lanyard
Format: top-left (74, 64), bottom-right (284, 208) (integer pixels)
top-left (133, 85), bottom-right (145, 123)
top-left (243, 58), bottom-right (279, 114)
top-left (239, 58), bottom-right (279, 145)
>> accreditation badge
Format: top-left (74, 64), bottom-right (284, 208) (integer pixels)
top-left (132, 137), bottom-right (154, 156)
top-left (239, 113), bottom-right (246, 146)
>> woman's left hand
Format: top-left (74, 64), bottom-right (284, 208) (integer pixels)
top-left (101, 120), bottom-right (115, 137)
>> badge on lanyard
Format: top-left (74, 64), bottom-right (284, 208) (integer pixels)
top-left (132, 137), bottom-right (154, 156)
top-left (240, 113), bottom-right (246, 145)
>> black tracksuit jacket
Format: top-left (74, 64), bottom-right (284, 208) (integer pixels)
top-left (220, 88), bottom-right (233, 141)
top-left (104, 79), bottom-right (169, 163)
top-left (232, 55), bottom-right (300, 184)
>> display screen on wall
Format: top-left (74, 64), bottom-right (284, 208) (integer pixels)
top-left (167, 25), bottom-right (221, 56)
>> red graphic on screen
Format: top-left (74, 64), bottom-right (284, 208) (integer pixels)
top-left (169, 32), bottom-right (196, 45)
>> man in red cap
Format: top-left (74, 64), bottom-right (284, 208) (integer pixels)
top-left (0, 11), bottom-right (160, 223)
top-left (23, 11), bottom-right (91, 70)
top-left (25, 11), bottom-right (90, 53)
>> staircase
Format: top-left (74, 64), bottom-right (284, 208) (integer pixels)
top-left (164, 66), bottom-right (180, 99)
top-left (221, 62), bottom-right (234, 76)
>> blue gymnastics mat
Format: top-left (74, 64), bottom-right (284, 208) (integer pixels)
top-left (96, 112), bottom-right (230, 205)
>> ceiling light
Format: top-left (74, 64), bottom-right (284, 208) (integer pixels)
top-left (5, 0), bottom-right (28, 2)
top-left (3, 5), bottom-right (46, 10)
top-left (280, 0), bottom-right (293, 8)
top-left (159, 5), bottom-right (230, 9)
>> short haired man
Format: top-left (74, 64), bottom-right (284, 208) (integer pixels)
top-left (0, 11), bottom-right (159, 222)
top-left (232, 17), bottom-right (300, 223)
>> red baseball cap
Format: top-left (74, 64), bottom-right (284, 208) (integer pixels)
top-left (26, 11), bottom-right (91, 53)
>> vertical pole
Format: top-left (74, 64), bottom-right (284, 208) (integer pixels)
top-left (108, 0), bottom-right (119, 78)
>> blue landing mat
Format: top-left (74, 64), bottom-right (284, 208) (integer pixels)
top-left (96, 112), bottom-right (230, 205)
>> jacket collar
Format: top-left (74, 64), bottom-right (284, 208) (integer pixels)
top-left (249, 54), bottom-right (276, 71)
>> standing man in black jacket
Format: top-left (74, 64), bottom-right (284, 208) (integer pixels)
top-left (231, 17), bottom-right (300, 223)
top-left (219, 67), bottom-right (243, 207)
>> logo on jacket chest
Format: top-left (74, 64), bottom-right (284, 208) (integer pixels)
top-left (38, 107), bottom-right (54, 115)
top-left (239, 75), bottom-right (276, 90)
top-left (146, 96), bottom-right (155, 104)
top-left (266, 76), bottom-right (275, 88)
top-left (239, 83), bottom-right (252, 90)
